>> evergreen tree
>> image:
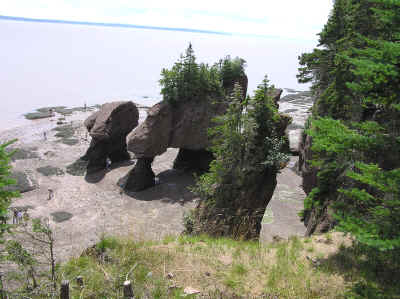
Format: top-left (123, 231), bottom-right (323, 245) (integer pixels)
top-left (298, 0), bottom-right (400, 258)
top-left (219, 56), bottom-right (247, 91)
top-left (159, 43), bottom-right (222, 105)
top-left (191, 77), bottom-right (287, 239)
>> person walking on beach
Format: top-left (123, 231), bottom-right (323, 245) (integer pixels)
top-left (43, 131), bottom-right (47, 141)
top-left (48, 188), bottom-right (54, 201)
top-left (16, 210), bottom-right (22, 224)
top-left (12, 209), bottom-right (18, 224)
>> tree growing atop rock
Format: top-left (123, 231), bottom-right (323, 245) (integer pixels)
top-left (159, 43), bottom-right (247, 106)
top-left (125, 45), bottom-right (248, 192)
top-left (160, 43), bottom-right (222, 106)
top-left (190, 77), bottom-right (288, 239)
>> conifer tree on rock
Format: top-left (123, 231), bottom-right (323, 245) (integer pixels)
top-left (124, 45), bottom-right (248, 192)
top-left (190, 78), bottom-right (289, 239)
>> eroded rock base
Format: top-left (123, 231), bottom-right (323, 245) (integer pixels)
top-left (124, 157), bottom-right (155, 192)
top-left (83, 136), bottom-right (131, 174)
top-left (192, 171), bottom-right (277, 240)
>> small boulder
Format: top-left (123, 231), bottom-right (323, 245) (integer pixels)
top-left (184, 287), bottom-right (201, 295)
top-left (6, 171), bottom-right (37, 193)
top-left (298, 133), bottom-right (318, 194)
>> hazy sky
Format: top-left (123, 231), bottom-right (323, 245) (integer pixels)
top-left (0, 1), bottom-right (333, 129)
top-left (1, 0), bottom-right (333, 40)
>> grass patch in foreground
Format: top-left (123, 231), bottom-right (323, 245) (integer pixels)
top-left (57, 233), bottom-right (383, 298)
top-left (7, 232), bottom-right (398, 298)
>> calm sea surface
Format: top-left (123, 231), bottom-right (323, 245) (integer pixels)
top-left (0, 20), bottom-right (315, 130)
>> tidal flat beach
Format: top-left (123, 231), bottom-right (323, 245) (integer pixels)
top-left (1, 15), bottom-right (313, 267)
top-left (1, 90), bottom-right (313, 263)
top-left (0, 19), bottom-right (313, 129)
top-left (1, 104), bottom-right (197, 262)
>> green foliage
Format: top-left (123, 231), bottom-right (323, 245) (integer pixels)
top-left (0, 140), bottom-right (19, 240)
top-left (194, 76), bottom-right (287, 204)
top-left (306, 117), bottom-right (400, 251)
top-left (4, 217), bottom-right (58, 296)
top-left (182, 209), bottom-right (195, 234)
top-left (297, 0), bottom-right (400, 268)
top-left (5, 239), bottom-right (35, 267)
top-left (219, 55), bottom-right (246, 89)
top-left (96, 235), bottom-right (119, 253)
top-left (159, 43), bottom-right (221, 105)
top-left (336, 163), bottom-right (400, 250)
top-left (159, 43), bottom-right (246, 105)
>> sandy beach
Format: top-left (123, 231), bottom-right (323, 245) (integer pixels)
top-left (2, 93), bottom-right (311, 263)
top-left (2, 106), bottom-right (197, 263)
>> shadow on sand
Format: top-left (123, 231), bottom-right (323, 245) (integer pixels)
top-left (84, 159), bottom-right (135, 184)
top-left (118, 168), bottom-right (198, 204)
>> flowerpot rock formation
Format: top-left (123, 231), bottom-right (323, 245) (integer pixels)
top-left (82, 101), bottom-right (139, 174)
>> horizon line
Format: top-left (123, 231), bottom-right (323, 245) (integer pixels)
top-left (0, 15), bottom-right (233, 36)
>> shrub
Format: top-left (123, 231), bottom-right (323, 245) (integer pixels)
top-left (0, 140), bottom-right (19, 239)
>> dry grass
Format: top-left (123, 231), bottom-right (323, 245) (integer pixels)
top-left (56, 232), bottom-right (357, 298)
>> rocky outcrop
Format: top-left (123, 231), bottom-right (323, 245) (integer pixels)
top-left (124, 158), bottom-right (155, 191)
top-left (83, 101), bottom-right (139, 173)
top-left (270, 88), bottom-right (283, 106)
top-left (304, 199), bottom-right (336, 236)
top-left (187, 87), bottom-right (290, 240)
top-left (6, 171), bottom-right (37, 193)
top-left (127, 94), bottom-right (236, 158)
top-left (124, 76), bottom-right (248, 192)
top-left (127, 102), bottom-right (173, 158)
top-left (192, 169), bottom-right (277, 239)
top-left (298, 132), bottom-right (318, 195)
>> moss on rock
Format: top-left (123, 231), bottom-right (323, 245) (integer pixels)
top-left (53, 125), bottom-right (75, 139)
top-left (8, 148), bottom-right (39, 161)
top-left (24, 112), bottom-right (52, 120)
top-left (60, 138), bottom-right (79, 146)
top-left (51, 211), bottom-right (73, 223)
top-left (36, 165), bottom-right (64, 176)
top-left (66, 158), bottom-right (88, 176)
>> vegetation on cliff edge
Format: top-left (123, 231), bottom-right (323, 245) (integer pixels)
top-left (298, 0), bottom-right (400, 295)
top-left (191, 77), bottom-right (288, 239)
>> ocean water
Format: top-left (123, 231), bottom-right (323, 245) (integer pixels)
top-left (0, 19), bottom-right (315, 130)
